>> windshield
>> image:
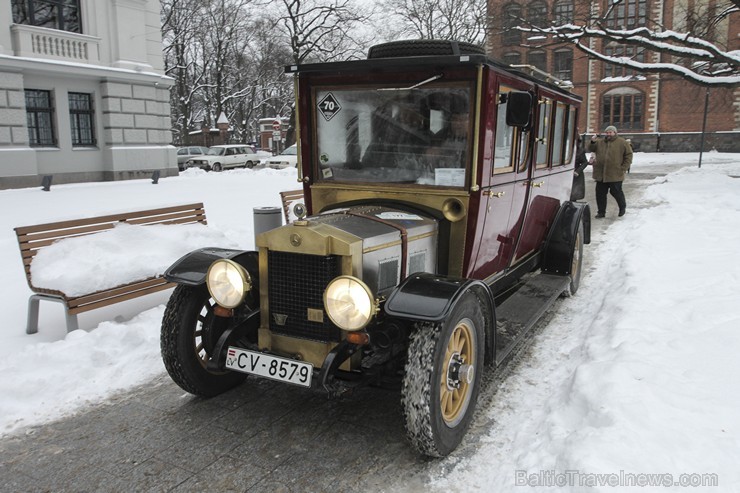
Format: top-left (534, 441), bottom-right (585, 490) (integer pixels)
top-left (282, 145), bottom-right (297, 156)
top-left (313, 83), bottom-right (472, 187)
top-left (207, 148), bottom-right (226, 156)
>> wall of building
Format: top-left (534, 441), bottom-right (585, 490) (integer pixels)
top-left (485, 0), bottom-right (740, 153)
top-left (0, 0), bottom-right (175, 190)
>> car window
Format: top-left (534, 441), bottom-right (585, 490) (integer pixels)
top-left (244, 147), bottom-right (255, 154)
top-left (208, 148), bottom-right (225, 156)
top-left (313, 84), bottom-right (472, 188)
top-left (282, 146), bottom-right (297, 156)
top-left (177, 149), bottom-right (187, 155)
top-left (190, 147), bottom-right (203, 155)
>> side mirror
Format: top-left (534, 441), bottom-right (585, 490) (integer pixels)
top-left (505, 91), bottom-right (533, 129)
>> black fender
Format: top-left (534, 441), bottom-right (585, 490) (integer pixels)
top-left (163, 247), bottom-right (259, 286)
top-left (541, 201), bottom-right (591, 276)
top-left (384, 272), bottom-right (496, 366)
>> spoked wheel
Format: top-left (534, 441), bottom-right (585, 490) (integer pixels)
top-left (402, 290), bottom-right (485, 457)
top-left (563, 219), bottom-right (584, 297)
top-left (161, 284), bottom-right (246, 397)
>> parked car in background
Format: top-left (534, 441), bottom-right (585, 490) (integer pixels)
top-left (264, 144), bottom-right (298, 169)
top-left (185, 145), bottom-right (259, 171)
top-left (176, 146), bottom-right (209, 171)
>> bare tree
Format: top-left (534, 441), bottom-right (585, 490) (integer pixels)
top-left (380, 0), bottom-right (486, 43)
top-left (502, 0), bottom-right (740, 87)
top-left (276, 0), bottom-right (370, 64)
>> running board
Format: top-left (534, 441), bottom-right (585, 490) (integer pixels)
top-left (494, 273), bottom-right (569, 366)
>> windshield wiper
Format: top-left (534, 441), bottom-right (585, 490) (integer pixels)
top-left (377, 75), bottom-right (443, 92)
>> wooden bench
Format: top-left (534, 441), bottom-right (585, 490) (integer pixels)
top-left (279, 189), bottom-right (305, 223)
top-left (14, 203), bottom-right (207, 334)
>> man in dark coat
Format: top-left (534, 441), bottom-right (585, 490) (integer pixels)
top-left (588, 125), bottom-right (633, 218)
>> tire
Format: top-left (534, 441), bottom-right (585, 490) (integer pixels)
top-left (401, 290), bottom-right (485, 457)
top-left (213, 163), bottom-right (222, 172)
top-left (245, 161), bottom-right (254, 169)
top-left (563, 219), bottom-right (584, 297)
top-left (368, 40), bottom-right (485, 59)
top-left (161, 284), bottom-right (247, 397)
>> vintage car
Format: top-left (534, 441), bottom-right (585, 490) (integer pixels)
top-left (160, 40), bottom-right (591, 457)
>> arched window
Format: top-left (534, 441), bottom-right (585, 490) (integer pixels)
top-left (503, 3), bottom-right (522, 45)
top-left (601, 87), bottom-right (644, 130)
top-left (527, 1), bottom-right (548, 27)
top-left (503, 51), bottom-right (522, 67)
top-left (553, 48), bottom-right (573, 81)
top-left (553, 0), bottom-right (574, 25)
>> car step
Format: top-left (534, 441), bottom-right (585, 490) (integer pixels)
top-left (494, 273), bottom-right (569, 366)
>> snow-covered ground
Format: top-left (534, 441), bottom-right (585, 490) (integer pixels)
top-left (1, 154), bottom-right (739, 492)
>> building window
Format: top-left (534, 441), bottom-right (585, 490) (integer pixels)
top-left (553, 49), bottom-right (573, 80)
top-left (503, 3), bottom-right (522, 45)
top-left (602, 88), bottom-right (643, 130)
top-left (25, 89), bottom-right (56, 147)
top-left (528, 50), bottom-right (547, 73)
top-left (503, 51), bottom-right (522, 67)
top-left (69, 92), bottom-right (96, 146)
top-left (553, 0), bottom-right (574, 25)
top-left (606, 0), bottom-right (647, 29)
top-left (604, 44), bottom-right (645, 78)
top-left (527, 1), bottom-right (548, 27)
top-left (11, 0), bottom-right (81, 33)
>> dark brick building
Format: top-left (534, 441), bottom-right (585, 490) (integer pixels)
top-left (486, 0), bottom-right (740, 152)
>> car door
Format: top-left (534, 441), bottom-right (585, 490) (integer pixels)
top-left (224, 147), bottom-right (239, 168)
top-left (470, 78), bottom-right (533, 280)
top-left (511, 88), bottom-right (568, 264)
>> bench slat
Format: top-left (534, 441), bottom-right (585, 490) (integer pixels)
top-left (14, 203), bottom-right (205, 235)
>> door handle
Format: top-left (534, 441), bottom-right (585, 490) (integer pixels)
top-left (483, 190), bottom-right (506, 198)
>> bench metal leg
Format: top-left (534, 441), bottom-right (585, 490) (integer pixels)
top-left (26, 295), bottom-right (41, 334)
top-left (25, 294), bottom-right (79, 334)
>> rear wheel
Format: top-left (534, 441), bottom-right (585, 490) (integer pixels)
top-left (245, 161), bottom-right (255, 169)
top-left (401, 290), bottom-right (485, 457)
top-left (213, 163), bottom-right (222, 172)
top-left (161, 285), bottom-right (247, 397)
top-left (563, 219), bottom-right (584, 297)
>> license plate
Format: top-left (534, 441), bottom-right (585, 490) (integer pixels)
top-left (225, 347), bottom-right (313, 388)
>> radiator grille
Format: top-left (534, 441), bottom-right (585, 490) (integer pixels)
top-left (268, 251), bottom-right (342, 342)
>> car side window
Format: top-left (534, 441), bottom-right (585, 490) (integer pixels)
top-left (177, 149), bottom-right (187, 155)
top-left (493, 89), bottom-right (515, 174)
top-left (191, 147), bottom-right (203, 155)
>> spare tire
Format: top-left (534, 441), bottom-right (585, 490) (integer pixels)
top-left (367, 39), bottom-right (485, 59)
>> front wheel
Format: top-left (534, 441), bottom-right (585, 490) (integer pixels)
top-left (161, 284), bottom-right (247, 397)
top-left (401, 290), bottom-right (485, 457)
top-left (212, 163), bottom-right (223, 172)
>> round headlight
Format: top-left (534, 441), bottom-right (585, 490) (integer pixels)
top-left (206, 259), bottom-right (251, 308)
top-left (324, 276), bottom-right (375, 331)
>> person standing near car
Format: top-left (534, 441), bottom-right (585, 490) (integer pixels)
top-left (588, 125), bottom-right (633, 218)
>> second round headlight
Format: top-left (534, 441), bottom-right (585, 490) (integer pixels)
top-left (206, 259), bottom-right (251, 308)
top-left (323, 276), bottom-right (375, 331)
